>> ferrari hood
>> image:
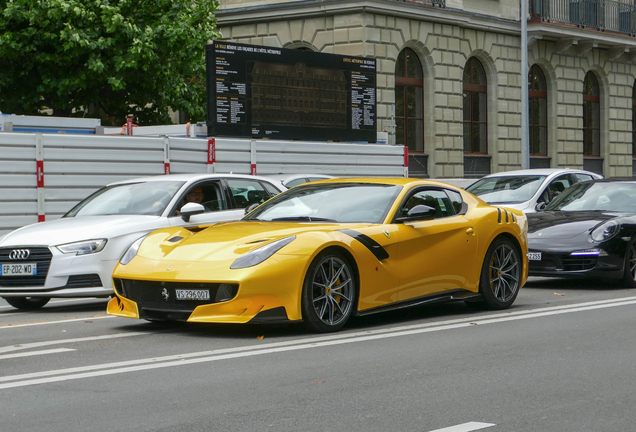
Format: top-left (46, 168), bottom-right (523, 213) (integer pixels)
top-left (139, 221), bottom-right (371, 262)
top-left (0, 215), bottom-right (163, 247)
top-left (527, 211), bottom-right (626, 239)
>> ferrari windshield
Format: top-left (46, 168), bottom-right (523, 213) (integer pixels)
top-left (546, 181), bottom-right (636, 212)
top-left (64, 181), bottom-right (185, 217)
top-left (244, 183), bottom-right (402, 224)
top-left (466, 175), bottom-right (545, 204)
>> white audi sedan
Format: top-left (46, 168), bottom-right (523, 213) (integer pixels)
top-left (0, 173), bottom-right (285, 310)
top-left (465, 168), bottom-right (603, 213)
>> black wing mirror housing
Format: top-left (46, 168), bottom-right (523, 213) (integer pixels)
top-left (181, 202), bottom-right (205, 222)
top-left (396, 204), bottom-right (437, 222)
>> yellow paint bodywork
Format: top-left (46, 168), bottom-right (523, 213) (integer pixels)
top-left (107, 178), bottom-right (528, 324)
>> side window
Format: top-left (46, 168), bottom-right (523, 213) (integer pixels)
top-left (261, 181), bottom-right (283, 196)
top-left (401, 189), bottom-right (455, 219)
top-left (173, 181), bottom-right (227, 215)
top-left (547, 174), bottom-right (574, 201)
top-left (445, 190), bottom-right (464, 214)
top-left (227, 179), bottom-right (271, 208)
top-left (285, 178), bottom-right (307, 188)
top-left (574, 174), bottom-right (594, 183)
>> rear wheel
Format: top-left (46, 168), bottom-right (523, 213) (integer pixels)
top-left (3, 296), bottom-right (50, 310)
top-left (475, 238), bottom-right (521, 310)
top-left (621, 237), bottom-right (636, 287)
top-left (301, 250), bottom-right (356, 333)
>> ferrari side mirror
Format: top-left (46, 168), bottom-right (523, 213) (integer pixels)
top-left (181, 202), bottom-right (205, 222)
top-left (396, 204), bottom-right (437, 222)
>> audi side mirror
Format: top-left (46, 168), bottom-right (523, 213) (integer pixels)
top-left (535, 202), bottom-right (547, 212)
top-left (180, 203), bottom-right (205, 222)
top-left (244, 203), bottom-right (260, 215)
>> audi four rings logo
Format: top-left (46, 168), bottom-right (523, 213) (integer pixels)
top-left (9, 249), bottom-right (30, 260)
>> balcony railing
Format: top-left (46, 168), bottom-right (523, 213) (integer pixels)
top-left (530, 0), bottom-right (636, 36)
top-left (395, 0), bottom-right (445, 7)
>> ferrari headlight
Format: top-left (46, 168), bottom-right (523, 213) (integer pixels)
top-left (590, 220), bottom-right (620, 242)
top-left (230, 236), bottom-right (296, 269)
top-left (56, 239), bottom-right (107, 256)
top-left (119, 235), bottom-right (147, 265)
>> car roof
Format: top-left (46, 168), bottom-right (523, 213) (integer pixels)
top-left (106, 173), bottom-right (283, 187)
top-left (479, 168), bottom-right (602, 178)
top-left (305, 177), bottom-right (464, 189)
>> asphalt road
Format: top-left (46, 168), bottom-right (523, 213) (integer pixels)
top-left (1, 277), bottom-right (635, 432)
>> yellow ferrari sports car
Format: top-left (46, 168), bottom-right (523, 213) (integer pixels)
top-left (108, 178), bottom-right (528, 332)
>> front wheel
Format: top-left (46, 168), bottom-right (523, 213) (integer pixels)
top-left (621, 237), bottom-right (636, 287)
top-left (476, 238), bottom-right (521, 310)
top-left (3, 296), bottom-right (50, 310)
top-left (301, 250), bottom-right (357, 333)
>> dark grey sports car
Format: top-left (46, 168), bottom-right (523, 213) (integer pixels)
top-left (527, 179), bottom-right (636, 285)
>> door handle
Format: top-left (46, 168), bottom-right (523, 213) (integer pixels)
top-left (466, 227), bottom-right (475, 236)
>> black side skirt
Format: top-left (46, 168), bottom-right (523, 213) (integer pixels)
top-left (355, 289), bottom-right (482, 317)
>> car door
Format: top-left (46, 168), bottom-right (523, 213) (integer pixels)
top-left (392, 187), bottom-right (478, 301)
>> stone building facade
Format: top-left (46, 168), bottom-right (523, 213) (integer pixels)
top-left (216, 0), bottom-right (636, 178)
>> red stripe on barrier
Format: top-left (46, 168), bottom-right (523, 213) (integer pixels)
top-left (208, 138), bottom-right (216, 164)
top-left (38, 215), bottom-right (45, 222)
top-left (164, 163), bottom-right (171, 175)
top-left (251, 164), bottom-right (257, 175)
top-left (404, 147), bottom-right (409, 167)
top-left (36, 160), bottom-right (44, 187)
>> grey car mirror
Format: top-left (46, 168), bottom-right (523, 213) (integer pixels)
top-left (535, 202), bottom-right (547, 212)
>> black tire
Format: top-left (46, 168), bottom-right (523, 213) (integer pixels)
top-left (475, 237), bottom-right (521, 310)
top-left (622, 237), bottom-right (636, 287)
top-left (301, 250), bottom-right (357, 333)
top-left (3, 296), bottom-right (50, 310)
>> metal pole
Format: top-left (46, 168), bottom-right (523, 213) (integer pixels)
top-left (520, 0), bottom-right (530, 169)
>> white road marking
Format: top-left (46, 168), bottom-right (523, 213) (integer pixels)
top-left (0, 315), bottom-right (115, 329)
top-left (427, 422), bottom-right (496, 432)
top-left (0, 349), bottom-right (76, 360)
top-left (0, 332), bottom-right (151, 354)
top-left (0, 296), bottom-right (635, 390)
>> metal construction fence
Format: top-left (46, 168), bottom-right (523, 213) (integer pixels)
top-left (0, 133), bottom-right (407, 235)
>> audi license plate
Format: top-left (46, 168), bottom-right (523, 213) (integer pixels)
top-left (527, 252), bottom-right (542, 261)
top-left (175, 289), bottom-right (210, 301)
top-left (0, 263), bottom-right (37, 276)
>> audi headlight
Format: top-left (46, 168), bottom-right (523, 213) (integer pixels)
top-left (119, 235), bottom-right (147, 265)
top-left (56, 239), bottom-right (107, 256)
top-left (590, 220), bottom-right (621, 242)
top-left (230, 236), bottom-right (296, 269)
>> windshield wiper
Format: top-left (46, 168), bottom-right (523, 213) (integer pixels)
top-left (271, 216), bottom-right (337, 222)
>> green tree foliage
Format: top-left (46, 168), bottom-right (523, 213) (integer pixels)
top-left (0, 0), bottom-right (220, 125)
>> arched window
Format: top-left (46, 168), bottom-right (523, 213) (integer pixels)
top-left (395, 48), bottom-right (424, 152)
top-left (583, 72), bottom-right (600, 157)
top-left (463, 58), bottom-right (487, 154)
top-left (529, 65), bottom-right (547, 156)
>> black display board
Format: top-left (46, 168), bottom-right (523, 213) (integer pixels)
top-left (206, 41), bottom-right (377, 142)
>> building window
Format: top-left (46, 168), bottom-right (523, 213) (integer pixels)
top-left (463, 57), bottom-right (487, 154)
top-left (395, 48), bottom-right (424, 152)
top-left (529, 65), bottom-right (548, 156)
top-left (583, 72), bottom-right (600, 157)
top-left (632, 83), bottom-right (636, 158)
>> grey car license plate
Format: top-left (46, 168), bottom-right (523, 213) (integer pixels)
top-left (175, 289), bottom-right (210, 301)
top-left (527, 252), bottom-right (542, 261)
top-left (0, 263), bottom-right (37, 276)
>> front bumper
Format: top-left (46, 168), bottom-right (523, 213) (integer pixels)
top-left (0, 246), bottom-right (115, 298)
top-left (528, 250), bottom-right (624, 279)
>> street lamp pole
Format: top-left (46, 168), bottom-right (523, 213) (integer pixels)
top-left (521, 0), bottom-right (530, 169)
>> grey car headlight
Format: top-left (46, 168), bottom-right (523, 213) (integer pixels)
top-left (56, 239), bottom-right (107, 256)
top-left (590, 220), bottom-right (620, 242)
top-left (230, 236), bottom-right (296, 269)
top-left (119, 236), bottom-right (147, 265)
